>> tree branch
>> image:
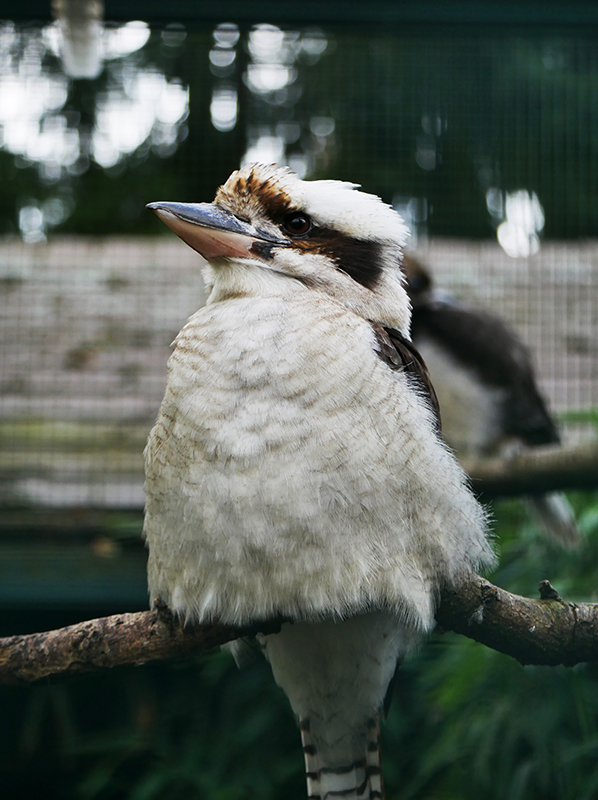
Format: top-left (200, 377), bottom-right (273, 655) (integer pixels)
top-left (1, 577), bottom-right (598, 683)
top-left (0, 444), bottom-right (595, 683)
top-left (436, 577), bottom-right (598, 666)
top-left (0, 604), bottom-right (283, 685)
top-left (461, 440), bottom-right (598, 498)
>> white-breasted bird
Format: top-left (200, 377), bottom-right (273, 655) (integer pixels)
top-left (144, 164), bottom-right (495, 800)
top-left (405, 255), bottom-right (579, 546)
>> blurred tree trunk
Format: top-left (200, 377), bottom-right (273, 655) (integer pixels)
top-left (174, 27), bottom-right (248, 201)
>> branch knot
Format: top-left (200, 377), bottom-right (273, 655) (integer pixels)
top-left (538, 580), bottom-right (563, 602)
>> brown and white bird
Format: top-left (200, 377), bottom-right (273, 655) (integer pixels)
top-left (405, 255), bottom-right (579, 546)
top-left (143, 164), bottom-right (495, 799)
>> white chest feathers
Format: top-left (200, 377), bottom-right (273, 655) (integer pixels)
top-left (143, 287), bottom-right (494, 631)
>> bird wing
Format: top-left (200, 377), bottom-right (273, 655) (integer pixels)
top-left (410, 300), bottom-right (559, 446)
top-left (370, 321), bottom-right (441, 433)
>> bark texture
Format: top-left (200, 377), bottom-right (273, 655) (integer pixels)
top-left (0, 604), bottom-right (281, 684)
top-left (1, 578), bottom-right (598, 683)
top-left (437, 577), bottom-right (598, 666)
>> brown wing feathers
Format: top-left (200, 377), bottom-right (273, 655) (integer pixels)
top-left (370, 321), bottom-right (441, 433)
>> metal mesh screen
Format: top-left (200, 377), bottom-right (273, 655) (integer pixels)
top-left (1, 238), bottom-right (205, 508)
top-left (0, 18), bottom-right (596, 609)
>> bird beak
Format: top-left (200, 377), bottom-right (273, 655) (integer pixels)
top-left (146, 201), bottom-right (289, 261)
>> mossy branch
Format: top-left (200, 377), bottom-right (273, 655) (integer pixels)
top-left (436, 577), bottom-right (598, 666)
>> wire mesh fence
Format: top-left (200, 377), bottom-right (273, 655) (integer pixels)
top-left (1, 14), bottom-right (598, 800)
top-left (0, 14), bottom-right (596, 608)
top-left (1, 236), bottom-right (595, 511)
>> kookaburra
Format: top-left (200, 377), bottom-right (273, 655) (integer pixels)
top-left (144, 164), bottom-right (495, 800)
top-left (405, 255), bottom-right (579, 546)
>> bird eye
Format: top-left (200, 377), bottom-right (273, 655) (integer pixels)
top-left (283, 212), bottom-right (312, 237)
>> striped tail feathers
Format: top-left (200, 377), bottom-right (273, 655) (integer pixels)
top-left (365, 720), bottom-right (384, 800)
top-left (526, 492), bottom-right (581, 548)
top-left (300, 717), bottom-right (384, 800)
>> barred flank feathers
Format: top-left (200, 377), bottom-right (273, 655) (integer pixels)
top-left (300, 718), bottom-right (384, 800)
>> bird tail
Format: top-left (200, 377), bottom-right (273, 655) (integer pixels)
top-left (526, 492), bottom-right (580, 547)
top-left (300, 717), bottom-right (384, 800)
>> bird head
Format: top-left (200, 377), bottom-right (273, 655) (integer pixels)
top-left (403, 254), bottom-right (434, 306)
top-left (148, 163), bottom-right (411, 333)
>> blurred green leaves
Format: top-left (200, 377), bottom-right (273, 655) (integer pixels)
top-left (382, 489), bottom-right (598, 800)
top-left (3, 24), bottom-right (598, 239)
top-left (2, 491), bottom-right (598, 799)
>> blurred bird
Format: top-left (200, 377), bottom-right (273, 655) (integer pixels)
top-left (144, 165), bottom-right (494, 799)
top-left (405, 254), bottom-right (579, 546)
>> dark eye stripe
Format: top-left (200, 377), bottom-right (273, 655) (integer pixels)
top-left (296, 229), bottom-right (384, 290)
top-left (243, 177), bottom-right (384, 290)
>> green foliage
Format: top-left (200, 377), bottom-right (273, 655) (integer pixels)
top-left (382, 490), bottom-right (598, 800)
top-left (2, 25), bottom-right (598, 239)
top-left (2, 492), bottom-right (598, 799)
top-left (558, 409), bottom-right (598, 435)
top-left (70, 654), bottom-right (302, 800)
